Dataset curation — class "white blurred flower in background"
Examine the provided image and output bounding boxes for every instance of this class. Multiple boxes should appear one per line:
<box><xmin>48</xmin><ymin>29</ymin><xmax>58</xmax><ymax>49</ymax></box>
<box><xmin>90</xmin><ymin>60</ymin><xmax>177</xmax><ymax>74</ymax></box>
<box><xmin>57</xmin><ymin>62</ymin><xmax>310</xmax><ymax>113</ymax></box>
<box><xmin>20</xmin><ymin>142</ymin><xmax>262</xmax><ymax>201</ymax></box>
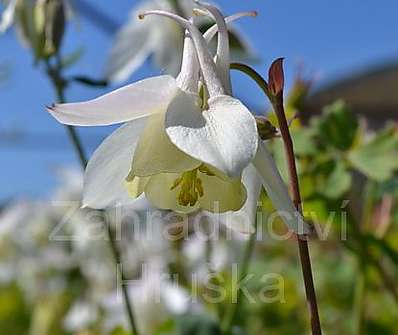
<box><xmin>105</xmin><ymin>0</ymin><xmax>256</xmax><ymax>83</ymax></box>
<box><xmin>0</xmin><ymin>167</ymin><xmax>197</xmax><ymax>333</ymax></box>
<box><xmin>101</xmin><ymin>260</ymin><xmax>194</xmax><ymax>335</ymax></box>
<box><xmin>0</xmin><ymin>0</ymin><xmax>69</xmax><ymax>60</ymax></box>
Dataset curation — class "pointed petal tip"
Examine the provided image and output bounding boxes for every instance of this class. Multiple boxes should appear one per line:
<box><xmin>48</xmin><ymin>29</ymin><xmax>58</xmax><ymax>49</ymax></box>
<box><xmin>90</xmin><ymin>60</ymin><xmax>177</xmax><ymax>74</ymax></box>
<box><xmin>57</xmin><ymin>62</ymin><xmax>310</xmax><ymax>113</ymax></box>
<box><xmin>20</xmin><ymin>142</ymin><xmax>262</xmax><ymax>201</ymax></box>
<box><xmin>46</xmin><ymin>104</ymin><xmax>54</xmax><ymax>111</ymax></box>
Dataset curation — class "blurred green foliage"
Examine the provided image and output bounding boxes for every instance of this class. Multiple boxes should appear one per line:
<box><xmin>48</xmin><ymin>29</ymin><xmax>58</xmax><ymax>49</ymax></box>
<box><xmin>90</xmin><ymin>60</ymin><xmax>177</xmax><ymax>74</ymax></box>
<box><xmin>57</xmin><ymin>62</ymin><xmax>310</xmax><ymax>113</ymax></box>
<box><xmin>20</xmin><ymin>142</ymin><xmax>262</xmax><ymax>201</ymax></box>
<box><xmin>1</xmin><ymin>95</ymin><xmax>398</xmax><ymax>334</ymax></box>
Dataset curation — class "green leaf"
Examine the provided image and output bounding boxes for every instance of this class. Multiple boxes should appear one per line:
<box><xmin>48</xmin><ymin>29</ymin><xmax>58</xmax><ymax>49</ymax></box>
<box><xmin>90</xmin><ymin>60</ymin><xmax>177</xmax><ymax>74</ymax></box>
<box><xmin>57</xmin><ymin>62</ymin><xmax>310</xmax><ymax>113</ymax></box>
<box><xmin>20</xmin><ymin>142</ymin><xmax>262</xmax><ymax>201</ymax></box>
<box><xmin>110</xmin><ymin>326</ymin><xmax>132</xmax><ymax>335</ymax></box>
<box><xmin>317</xmin><ymin>100</ymin><xmax>358</xmax><ymax>151</ymax></box>
<box><xmin>291</xmin><ymin>128</ymin><xmax>317</xmax><ymax>156</ymax></box>
<box><xmin>177</xmin><ymin>314</ymin><xmax>222</xmax><ymax>335</ymax></box>
<box><xmin>0</xmin><ymin>284</ymin><xmax>31</xmax><ymax>335</ymax></box>
<box><xmin>154</xmin><ymin>319</ymin><xmax>176</xmax><ymax>335</ymax></box>
<box><xmin>364</xmin><ymin>234</ymin><xmax>398</xmax><ymax>267</ymax></box>
<box><xmin>322</xmin><ymin>161</ymin><xmax>352</xmax><ymax>199</ymax></box>
<box><xmin>348</xmin><ymin>127</ymin><xmax>398</xmax><ymax>181</ymax></box>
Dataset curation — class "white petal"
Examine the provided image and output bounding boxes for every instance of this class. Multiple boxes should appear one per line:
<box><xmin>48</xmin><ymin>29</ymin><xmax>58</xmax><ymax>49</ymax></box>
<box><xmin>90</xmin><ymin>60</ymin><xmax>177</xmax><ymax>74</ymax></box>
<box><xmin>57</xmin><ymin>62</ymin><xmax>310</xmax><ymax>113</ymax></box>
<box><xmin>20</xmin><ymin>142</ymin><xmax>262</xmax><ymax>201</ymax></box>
<box><xmin>176</xmin><ymin>32</ymin><xmax>199</xmax><ymax>94</ymax></box>
<box><xmin>165</xmin><ymin>93</ymin><xmax>258</xmax><ymax>177</ymax></box>
<box><xmin>48</xmin><ymin>75</ymin><xmax>178</xmax><ymax>126</ymax></box>
<box><xmin>140</xmin><ymin>10</ymin><xmax>224</xmax><ymax>97</ymax></box>
<box><xmin>131</xmin><ymin>111</ymin><xmax>201</xmax><ymax>176</ymax></box>
<box><xmin>195</xmin><ymin>1</ymin><xmax>231</xmax><ymax>94</ymax></box>
<box><xmin>252</xmin><ymin>141</ymin><xmax>310</xmax><ymax>234</ymax></box>
<box><xmin>83</xmin><ymin>118</ymin><xmax>147</xmax><ymax>209</ymax></box>
<box><xmin>0</xmin><ymin>0</ymin><xmax>17</xmax><ymax>33</ymax></box>
<box><xmin>217</xmin><ymin>164</ymin><xmax>262</xmax><ymax>234</ymax></box>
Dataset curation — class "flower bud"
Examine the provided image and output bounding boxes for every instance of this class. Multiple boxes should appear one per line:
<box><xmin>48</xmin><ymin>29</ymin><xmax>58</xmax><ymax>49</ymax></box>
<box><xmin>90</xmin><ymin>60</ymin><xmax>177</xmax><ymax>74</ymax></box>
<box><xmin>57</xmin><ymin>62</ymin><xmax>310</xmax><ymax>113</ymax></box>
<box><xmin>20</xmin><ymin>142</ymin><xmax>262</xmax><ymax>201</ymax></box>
<box><xmin>268</xmin><ymin>57</ymin><xmax>285</xmax><ymax>96</ymax></box>
<box><xmin>34</xmin><ymin>0</ymin><xmax>65</xmax><ymax>59</ymax></box>
<box><xmin>14</xmin><ymin>0</ymin><xmax>65</xmax><ymax>61</ymax></box>
<box><xmin>256</xmin><ymin>116</ymin><xmax>278</xmax><ymax>140</ymax></box>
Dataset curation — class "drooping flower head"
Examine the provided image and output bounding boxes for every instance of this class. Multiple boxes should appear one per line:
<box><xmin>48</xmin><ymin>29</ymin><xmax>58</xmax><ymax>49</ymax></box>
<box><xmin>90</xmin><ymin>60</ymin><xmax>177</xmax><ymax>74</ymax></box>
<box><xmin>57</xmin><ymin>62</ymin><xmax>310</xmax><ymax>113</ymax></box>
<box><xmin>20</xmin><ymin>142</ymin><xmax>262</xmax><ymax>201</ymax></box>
<box><xmin>48</xmin><ymin>3</ymin><xmax>309</xmax><ymax>234</ymax></box>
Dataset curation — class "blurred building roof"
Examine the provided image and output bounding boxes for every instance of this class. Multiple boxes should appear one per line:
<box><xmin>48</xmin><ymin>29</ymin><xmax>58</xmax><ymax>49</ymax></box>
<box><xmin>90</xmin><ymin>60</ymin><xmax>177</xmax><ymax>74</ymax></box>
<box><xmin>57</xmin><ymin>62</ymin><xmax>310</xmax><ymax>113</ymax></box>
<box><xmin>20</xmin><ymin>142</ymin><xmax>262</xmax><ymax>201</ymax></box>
<box><xmin>304</xmin><ymin>61</ymin><xmax>398</xmax><ymax>127</ymax></box>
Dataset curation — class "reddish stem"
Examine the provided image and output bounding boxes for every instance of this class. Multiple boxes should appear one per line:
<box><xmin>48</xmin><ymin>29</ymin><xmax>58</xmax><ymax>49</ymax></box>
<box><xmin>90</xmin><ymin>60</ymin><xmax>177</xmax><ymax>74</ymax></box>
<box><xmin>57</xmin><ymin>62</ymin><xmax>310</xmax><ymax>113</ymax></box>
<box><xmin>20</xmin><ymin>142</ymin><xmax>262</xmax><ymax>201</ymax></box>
<box><xmin>272</xmin><ymin>95</ymin><xmax>322</xmax><ymax>335</ymax></box>
<box><xmin>230</xmin><ymin>62</ymin><xmax>322</xmax><ymax>334</ymax></box>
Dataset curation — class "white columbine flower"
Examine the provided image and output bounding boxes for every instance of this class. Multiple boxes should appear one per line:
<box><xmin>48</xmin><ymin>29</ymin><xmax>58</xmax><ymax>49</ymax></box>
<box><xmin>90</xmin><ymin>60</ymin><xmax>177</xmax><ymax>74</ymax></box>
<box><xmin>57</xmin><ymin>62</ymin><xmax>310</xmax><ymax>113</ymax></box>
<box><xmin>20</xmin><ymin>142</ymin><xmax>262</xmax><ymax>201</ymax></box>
<box><xmin>105</xmin><ymin>0</ymin><xmax>256</xmax><ymax>83</ymax></box>
<box><xmin>0</xmin><ymin>0</ymin><xmax>17</xmax><ymax>33</ymax></box>
<box><xmin>48</xmin><ymin>2</ymin><xmax>309</xmax><ymax>235</ymax></box>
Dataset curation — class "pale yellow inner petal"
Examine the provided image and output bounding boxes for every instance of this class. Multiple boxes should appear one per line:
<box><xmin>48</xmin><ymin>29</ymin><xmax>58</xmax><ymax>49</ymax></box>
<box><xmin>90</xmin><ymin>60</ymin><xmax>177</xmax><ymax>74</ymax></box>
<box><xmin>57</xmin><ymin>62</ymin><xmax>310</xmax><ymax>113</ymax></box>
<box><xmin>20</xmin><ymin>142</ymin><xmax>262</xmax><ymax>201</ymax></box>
<box><xmin>144</xmin><ymin>172</ymin><xmax>200</xmax><ymax>214</ymax></box>
<box><xmin>131</xmin><ymin>112</ymin><xmax>201</xmax><ymax>177</ymax></box>
<box><xmin>143</xmin><ymin>166</ymin><xmax>246</xmax><ymax>214</ymax></box>
<box><xmin>124</xmin><ymin>175</ymin><xmax>150</xmax><ymax>198</ymax></box>
<box><xmin>199</xmin><ymin>173</ymin><xmax>247</xmax><ymax>213</ymax></box>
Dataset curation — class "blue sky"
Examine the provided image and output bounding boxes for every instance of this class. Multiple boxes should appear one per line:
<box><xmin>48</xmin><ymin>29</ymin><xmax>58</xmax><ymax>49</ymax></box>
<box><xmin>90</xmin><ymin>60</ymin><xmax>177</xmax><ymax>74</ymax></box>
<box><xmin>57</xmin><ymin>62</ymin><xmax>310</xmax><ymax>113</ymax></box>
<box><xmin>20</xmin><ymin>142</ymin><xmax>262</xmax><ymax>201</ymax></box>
<box><xmin>1</xmin><ymin>0</ymin><xmax>398</xmax><ymax>201</ymax></box>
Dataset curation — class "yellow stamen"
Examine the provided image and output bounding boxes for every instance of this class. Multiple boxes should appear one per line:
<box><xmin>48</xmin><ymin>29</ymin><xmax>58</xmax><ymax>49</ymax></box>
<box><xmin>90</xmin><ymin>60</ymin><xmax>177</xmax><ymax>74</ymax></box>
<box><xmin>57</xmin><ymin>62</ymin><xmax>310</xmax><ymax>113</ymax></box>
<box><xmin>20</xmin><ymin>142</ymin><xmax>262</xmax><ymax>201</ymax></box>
<box><xmin>170</xmin><ymin>164</ymin><xmax>213</xmax><ymax>207</ymax></box>
<box><xmin>198</xmin><ymin>165</ymin><xmax>215</xmax><ymax>176</ymax></box>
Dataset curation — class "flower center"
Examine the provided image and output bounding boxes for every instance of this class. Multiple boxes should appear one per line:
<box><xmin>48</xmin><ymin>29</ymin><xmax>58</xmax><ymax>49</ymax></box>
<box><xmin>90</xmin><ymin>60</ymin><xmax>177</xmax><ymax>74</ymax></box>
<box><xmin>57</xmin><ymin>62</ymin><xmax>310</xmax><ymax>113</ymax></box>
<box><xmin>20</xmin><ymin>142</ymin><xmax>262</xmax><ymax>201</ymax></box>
<box><xmin>170</xmin><ymin>164</ymin><xmax>215</xmax><ymax>207</ymax></box>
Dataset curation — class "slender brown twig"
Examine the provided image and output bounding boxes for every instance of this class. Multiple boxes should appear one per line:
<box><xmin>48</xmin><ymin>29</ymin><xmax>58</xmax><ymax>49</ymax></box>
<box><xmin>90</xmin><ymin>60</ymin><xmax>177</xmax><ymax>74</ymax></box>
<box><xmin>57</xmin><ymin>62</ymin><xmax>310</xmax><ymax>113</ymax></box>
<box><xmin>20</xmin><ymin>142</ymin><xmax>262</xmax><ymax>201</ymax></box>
<box><xmin>231</xmin><ymin>62</ymin><xmax>322</xmax><ymax>335</ymax></box>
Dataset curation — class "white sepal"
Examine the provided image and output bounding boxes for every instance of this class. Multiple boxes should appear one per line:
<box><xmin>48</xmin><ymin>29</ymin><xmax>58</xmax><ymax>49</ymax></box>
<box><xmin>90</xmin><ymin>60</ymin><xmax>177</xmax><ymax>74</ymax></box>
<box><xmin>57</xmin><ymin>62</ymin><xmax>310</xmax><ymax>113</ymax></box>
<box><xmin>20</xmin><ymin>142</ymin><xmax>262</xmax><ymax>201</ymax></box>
<box><xmin>48</xmin><ymin>75</ymin><xmax>178</xmax><ymax>126</ymax></box>
<box><xmin>215</xmin><ymin>164</ymin><xmax>262</xmax><ymax>233</ymax></box>
<box><xmin>82</xmin><ymin>118</ymin><xmax>147</xmax><ymax>209</ymax></box>
<box><xmin>252</xmin><ymin>140</ymin><xmax>310</xmax><ymax>235</ymax></box>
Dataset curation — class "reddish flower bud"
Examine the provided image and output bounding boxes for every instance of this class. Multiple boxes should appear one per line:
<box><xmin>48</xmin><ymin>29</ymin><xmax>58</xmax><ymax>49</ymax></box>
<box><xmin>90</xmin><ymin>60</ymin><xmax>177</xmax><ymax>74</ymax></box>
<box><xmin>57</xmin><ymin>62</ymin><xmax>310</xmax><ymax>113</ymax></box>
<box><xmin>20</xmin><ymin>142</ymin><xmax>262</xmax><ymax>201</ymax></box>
<box><xmin>268</xmin><ymin>58</ymin><xmax>285</xmax><ymax>96</ymax></box>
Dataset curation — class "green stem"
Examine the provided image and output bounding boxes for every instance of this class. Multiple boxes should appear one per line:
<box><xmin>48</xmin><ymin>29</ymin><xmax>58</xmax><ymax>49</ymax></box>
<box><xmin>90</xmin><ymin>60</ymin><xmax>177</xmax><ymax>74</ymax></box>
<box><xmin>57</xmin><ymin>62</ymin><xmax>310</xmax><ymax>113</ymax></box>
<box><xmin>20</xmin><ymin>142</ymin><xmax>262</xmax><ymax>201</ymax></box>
<box><xmin>222</xmin><ymin>224</ymin><xmax>257</xmax><ymax>334</ymax></box>
<box><xmin>45</xmin><ymin>60</ymin><xmax>140</xmax><ymax>335</ymax></box>
<box><xmin>353</xmin><ymin>264</ymin><xmax>366</xmax><ymax>335</ymax></box>
<box><xmin>231</xmin><ymin>63</ymin><xmax>322</xmax><ymax>335</ymax></box>
<box><xmin>107</xmin><ymin>223</ymin><xmax>140</xmax><ymax>335</ymax></box>
<box><xmin>352</xmin><ymin>183</ymin><xmax>370</xmax><ymax>335</ymax></box>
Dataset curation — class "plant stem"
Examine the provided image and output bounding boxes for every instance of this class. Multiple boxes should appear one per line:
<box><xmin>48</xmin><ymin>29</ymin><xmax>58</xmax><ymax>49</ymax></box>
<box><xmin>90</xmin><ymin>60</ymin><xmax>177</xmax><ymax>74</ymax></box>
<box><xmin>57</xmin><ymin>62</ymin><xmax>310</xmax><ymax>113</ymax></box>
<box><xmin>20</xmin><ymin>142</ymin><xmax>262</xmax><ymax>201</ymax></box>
<box><xmin>107</xmin><ymin>223</ymin><xmax>140</xmax><ymax>335</ymax></box>
<box><xmin>272</xmin><ymin>96</ymin><xmax>322</xmax><ymax>335</ymax></box>
<box><xmin>231</xmin><ymin>63</ymin><xmax>322</xmax><ymax>335</ymax></box>
<box><xmin>353</xmin><ymin>264</ymin><xmax>366</xmax><ymax>335</ymax></box>
<box><xmin>352</xmin><ymin>182</ymin><xmax>370</xmax><ymax>335</ymax></box>
<box><xmin>45</xmin><ymin>61</ymin><xmax>139</xmax><ymax>335</ymax></box>
<box><xmin>222</xmin><ymin>222</ymin><xmax>257</xmax><ymax>334</ymax></box>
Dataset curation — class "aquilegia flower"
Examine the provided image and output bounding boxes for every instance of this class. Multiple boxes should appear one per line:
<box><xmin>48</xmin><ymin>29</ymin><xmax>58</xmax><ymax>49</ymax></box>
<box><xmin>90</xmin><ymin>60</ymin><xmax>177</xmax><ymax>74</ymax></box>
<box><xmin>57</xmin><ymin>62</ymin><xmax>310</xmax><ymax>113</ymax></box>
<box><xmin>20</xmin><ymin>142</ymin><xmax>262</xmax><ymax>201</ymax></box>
<box><xmin>0</xmin><ymin>0</ymin><xmax>66</xmax><ymax>60</ymax></box>
<box><xmin>0</xmin><ymin>0</ymin><xmax>16</xmax><ymax>33</ymax></box>
<box><xmin>48</xmin><ymin>2</ymin><xmax>309</xmax><ymax>234</ymax></box>
<box><xmin>105</xmin><ymin>0</ymin><xmax>256</xmax><ymax>83</ymax></box>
